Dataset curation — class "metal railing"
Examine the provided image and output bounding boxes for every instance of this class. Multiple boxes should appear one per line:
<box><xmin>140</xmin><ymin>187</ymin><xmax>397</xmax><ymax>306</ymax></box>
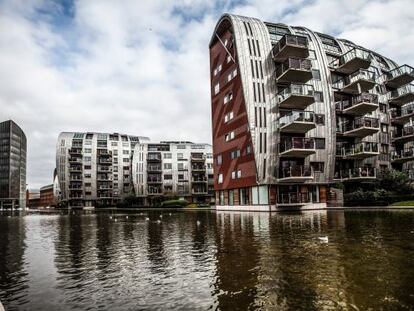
<box><xmin>390</xmin><ymin>103</ymin><xmax>414</xmax><ymax>119</ymax></box>
<box><xmin>336</xmin><ymin>142</ymin><xmax>378</xmax><ymax>157</ymax></box>
<box><xmin>278</xmin><ymin>83</ymin><xmax>314</xmax><ymax>102</ymax></box>
<box><xmin>279</xmin><ymin>165</ymin><xmax>313</xmax><ymax>179</ymax></box>
<box><xmin>335</xmin><ymin>93</ymin><xmax>378</xmax><ymax>111</ymax></box>
<box><xmin>391</xmin><ymin>148</ymin><xmax>414</xmax><ymax>161</ymax></box>
<box><xmin>275</xmin><ymin>58</ymin><xmax>311</xmax><ymax>78</ymax></box>
<box><xmin>393</xmin><ymin>125</ymin><xmax>414</xmax><ymax>138</ymax></box>
<box><xmin>334</xmin><ymin>167</ymin><xmax>376</xmax><ymax>180</ymax></box>
<box><xmin>277</xmin><ymin>192</ymin><xmax>310</xmax><ymax>204</ymax></box>
<box><xmin>389</xmin><ymin>84</ymin><xmax>414</xmax><ymax>101</ymax></box>
<box><xmin>330</xmin><ymin>47</ymin><xmax>371</xmax><ymax>68</ymax></box>
<box><xmin>279</xmin><ymin>110</ymin><xmax>315</xmax><ymax>126</ymax></box>
<box><xmin>333</xmin><ymin>69</ymin><xmax>376</xmax><ymax>89</ymax></box>
<box><xmin>383</xmin><ymin>65</ymin><xmax>414</xmax><ymax>81</ymax></box>
<box><xmin>272</xmin><ymin>34</ymin><xmax>308</xmax><ymax>58</ymax></box>
<box><xmin>341</xmin><ymin>116</ymin><xmax>379</xmax><ymax>133</ymax></box>
<box><xmin>280</xmin><ymin>137</ymin><xmax>315</xmax><ymax>153</ymax></box>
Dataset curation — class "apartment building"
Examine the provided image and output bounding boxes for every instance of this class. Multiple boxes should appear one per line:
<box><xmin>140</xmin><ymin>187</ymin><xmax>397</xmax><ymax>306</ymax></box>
<box><xmin>132</xmin><ymin>141</ymin><xmax>214</xmax><ymax>205</ymax></box>
<box><xmin>0</xmin><ymin>120</ymin><xmax>27</xmax><ymax>209</ymax></box>
<box><xmin>56</xmin><ymin>132</ymin><xmax>149</xmax><ymax>208</ymax></box>
<box><xmin>210</xmin><ymin>14</ymin><xmax>414</xmax><ymax>210</ymax></box>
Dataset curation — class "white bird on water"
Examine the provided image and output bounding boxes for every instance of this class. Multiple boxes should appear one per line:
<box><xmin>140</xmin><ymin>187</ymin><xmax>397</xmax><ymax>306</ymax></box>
<box><xmin>318</xmin><ymin>236</ymin><xmax>329</xmax><ymax>243</ymax></box>
<box><xmin>169</xmin><ymin>213</ymin><xmax>172</xmax><ymax>216</ymax></box>
<box><xmin>145</xmin><ymin>217</ymin><xmax>149</xmax><ymax>221</ymax></box>
<box><xmin>196</xmin><ymin>220</ymin><xmax>201</xmax><ymax>226</ymax></box>
<box><xmin>126</xmin><ymin>216</ymin><xmax>128</xmax><ymax>219</ymax></box>
<box><xmin>157</xmin><ymin>220</ymin><xmax>161</xmax><ymax>224</ymax></box>
<box><xmin>159</xmin><ymin>215</ymin><xmax>163</xmax><ymax>219</ymax></box>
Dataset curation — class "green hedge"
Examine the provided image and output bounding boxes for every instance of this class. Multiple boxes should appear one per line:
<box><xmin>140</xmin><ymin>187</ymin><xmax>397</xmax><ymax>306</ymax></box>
<box><xmin>344</xmin><ymin>190</ymin><xmax>414</xmax><ymax>206</ymax></box>
<box><xmin>160</xmin><ymin>199</ymin><xmax>188</xmax><ymax>208</ymax></box>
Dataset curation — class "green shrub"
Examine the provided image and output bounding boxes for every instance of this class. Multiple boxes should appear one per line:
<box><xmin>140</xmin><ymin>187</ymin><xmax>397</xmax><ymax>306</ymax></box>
<box><xmin>160</xmin><ymin>199</ymin><xmax>188</xmax><ymax>208</ymax></box>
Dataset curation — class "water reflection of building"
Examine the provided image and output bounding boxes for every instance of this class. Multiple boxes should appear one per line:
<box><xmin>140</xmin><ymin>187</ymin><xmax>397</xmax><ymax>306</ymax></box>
<box><xmin>0</xmin><ymin>215</ymin><xmax>28</xmax><ymax>308</ymax></box>
<box><xmin>212</xmin><ymin>211</ymin><xmax>353</xmax><ymax>310</ymax></box>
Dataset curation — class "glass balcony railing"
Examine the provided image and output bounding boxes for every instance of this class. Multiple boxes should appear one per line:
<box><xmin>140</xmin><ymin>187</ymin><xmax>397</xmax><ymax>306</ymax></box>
<box><xmin>336</xmin><ymin>142</ymin><xmax>379</xmax><ymax>158</ymax></box>
<box><xmin>388</xmin><ymin>84</ymin><xmax>414</xmax><ymax>105</ymax></box>
<box><xmin>279</xmin><ymin>165</ymin><xmax>313</xmax><ymax>179</ymax></box>
<box><xmin>280</xmin><ymin>137</ymin><xmax>315</xmax><ymax>153</ymax></box>
<box><xmin>279</xmin><ymin>111</ymin><xmax>315</xmax><ymax>126</ymax></box>
<box><xmin>272</xmin><ymin>34</ymin><xmax>309</xmax><ymax>61</ymax></box>
<box><xmin>333</xmin><ymin>69</ymin><xmax>376</xmax><ymax>93</ymax></box>
<box><xmin>275</xmin><ymin>58</ymin><xmax>312</xmax><ymax>82</ymax></box>
<box><xmin>392</xmin><ymin>125</ymin><xmax>414</xmax><ymax>140</ymax></box>
<box><xmin>383</xmin><ymin>65</ymin><xmax>414</xmax><ymax>88</ymax></box>
<box><xmin>339</xmin><ymin>117</ymin><xmax>379</xmax><ymax>137</ymax></box>
<box><xmin>277</xmin><ymin>83</ymin><xmax>315</xmax><ymax>109</ymax></box>
<box><xmin>391</xmin><ymin>148</ymin><xmax>414</xmax><ymax>162</ymax></box>
<box><xmin>390</xmin><ymin>102</ymin><xmax>414</xmax><ymax>123</ymax></box>
<box><xmin>335</xmin><ymin>93</ymin><xmax>378</xmax><ymax>112</ymax></box>
<box><xmin>334</xmin><ymin>167</ymin><xmax>376</xmax><ymax>180</ymax></box>
<box><xmin>330</xmin><ymin>47</ymin><xmax>371</xmax><ymax>73</ymax></box>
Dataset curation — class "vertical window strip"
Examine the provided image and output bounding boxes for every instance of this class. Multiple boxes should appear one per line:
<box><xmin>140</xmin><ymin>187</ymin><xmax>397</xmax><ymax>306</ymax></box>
<box><xmin>259</xmin><ymin>107</ymin><xmax>262</xmax><ymax>127</ymax></box>
<box><xmin>263</xmin><ymin>107</ymin><xmax>267</xmax><ymax>127</ymax></box>
<box><xmin>243</xmin><ymin>22</ymin><xmax>249</xmax><ymax>35</ymax></box>
<box><xmin>259</xmin><ymin>61</ymin><xmax>264</xmax><ymax>79</ymax></box>
<box><xmin>256</xmin><ymin>40</ymin><xmax>261</xmax><ymax>57</ymax></box>
<box><xmin>264</xmin><ymin>134</ymin><xmax>267</xmax><ymax>153</ymax></box>
<box><xmin>261</xmin><ymin>84</ymin><xmax>265</xmax><ymax>103</ymax></box>
<box><xmin>263</xmin><ymin>159</ymin><xmax>266</xmax><ymax>177</ymax></box>
<box><xmin>253</xmin><ymin>82</ymin><xmax>257</xmax><ymax>102</ymax></box>
<box><xmin>250</xmin><ymin>59</ymin><xmax>255</xmax><ymax>78</ymax></box>
<box><xmin>247</xmin><ymin>40</ymin><xmax>252</xmax><ymax>56</ymax></box>
<box><xmin>252</xmin><ymin>39</ymin><xmax>257</xmax><ymax>57</ymax></box>
<box><xmin>259</xmin><ymin>133</ymin><xmax>262</xmax><ymax>153</ymax></box>
<box><xmin>248</xmin><ymin>23</ymin><xmax>253</xmax><ymax>36</ymax></box>
<box><xmin>255</xmin><ymin>61</ymin><xmax>259</xmax><ymax>81</ymax></box>
<box><xmin>254</xmin><ymin>107</ymin><xmax>257</xmax><ymax>127</ymax></box>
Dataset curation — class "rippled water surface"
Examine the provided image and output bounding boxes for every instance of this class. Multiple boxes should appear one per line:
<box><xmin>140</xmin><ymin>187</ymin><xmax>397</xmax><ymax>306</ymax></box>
<box><xmin>0</xmin><ymin>209</ymin><xmax>414</xmax><ymax>310</ymax></box>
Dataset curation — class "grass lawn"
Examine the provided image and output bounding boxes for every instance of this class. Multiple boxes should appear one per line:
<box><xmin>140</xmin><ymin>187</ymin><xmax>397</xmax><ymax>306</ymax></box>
<box><xmin>390</xmin><ymin>201</ymin><xmax>414</xmax><ymax>206</ymax></box>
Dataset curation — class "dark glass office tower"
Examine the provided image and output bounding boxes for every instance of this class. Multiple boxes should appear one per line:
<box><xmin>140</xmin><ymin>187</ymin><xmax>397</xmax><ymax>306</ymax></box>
<box><xmin>0</xmin><ymin>120</ymin><xmax>27</xmax><ymax>209</ymax></box>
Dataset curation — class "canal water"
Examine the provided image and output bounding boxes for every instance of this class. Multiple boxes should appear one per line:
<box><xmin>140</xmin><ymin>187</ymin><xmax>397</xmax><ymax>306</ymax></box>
<box><xmin>0</xmin><ymin>209</ymin><xmax>413</xmax><ymax>310</ymax></box>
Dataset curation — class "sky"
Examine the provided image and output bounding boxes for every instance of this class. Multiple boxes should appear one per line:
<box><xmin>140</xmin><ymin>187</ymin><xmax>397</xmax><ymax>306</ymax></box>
<box><xmin>1</xmin><ymin>0</ymin><xmax>413</xmax><ymax>189</ymax></box>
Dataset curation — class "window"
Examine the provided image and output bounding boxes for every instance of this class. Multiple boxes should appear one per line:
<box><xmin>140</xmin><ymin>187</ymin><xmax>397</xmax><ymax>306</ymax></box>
<box><xmin>213</xmin><ymin>64</ymin><xmax>222</xmax><ymax>76</ymax></box>
<box><xmin>218</xmin><ymin>173</ymin><xmax>223</xmax><ymax>184</ymax></box>
<box><xmin>310</xmin><ymin>162</ymin><xmax>324</xmax><ymax>173</ymax></box>
<box><xmin>217</xmin><ymin>154</ymin><xmax>222</xmax><ymax>165</ymax></box>
<box><xmin>164</xmin><ymin>174</ymin><xmax>172</xmax><ymax>180</ymax></box>
<box><xmin>381</xmin><ymin>124</ymin><xmax>388</xmax><ymax>133</ymax></box>
<box><xmin>176</xmin><ymin>145</ymin><xmax>186</xmax><ymax>149</ymax></box>
<box><xmin>123</xmin><ymin>150</ymin><xmax>129</xmax><ymax>155</ymax></box>
<box><xmin>84</xmin><ymin>148</ymin><xmax>92</xmax><ymax>153</ymax></box>
<box><xmin>178</xmin><ymin>163</ymin><xmax>184</xmax><ymax>170</ymax></box>
<box><xmin>84</xmin><ymin>165</ymin><xmax>91</xmax><ymax>170</ymax></box>
<box><xmin>123</xmin><ymin>158</ymin><xmax>130</xmax><ymax>163</ymax></box>
<box><xmin>315</xmin><ymin>114</ymin><xmax>325</xmax><ymax>125</ymax></box>
<box><xmin>230</xmin><ymin>149</ymin><xmax>241</xmax><ymax>159</ymax></box>
<box><xmin>237</xmin><ymin>170</ymin><xmax>242</xmax><ymax>178</ymax></box>
<box><xmin>229</xmin><ymin>190</ymin><xmax>234</xmax><ymax>206</ymax></box>
<box><xmin>177</xmin><ymin>153</ymin><xmax>183</xmax><ymax>159</ymax></box>
<box><xmin>227</xmin><ymin>69</ymin><xmax>237</xmax><ymax>82</ymax></box>
<box><xmin>312</xmin><ymin>69</ymin><xmax>321</xmax><ymax>80</ymax></box>
<box><xmin>214</xmin><ymin>83</ymin><xmax>220</xmax><ymax>95</ymax></box>
<box><xmin>84</xmin><ymin>173</ymin><xmax>91</xmax><ymax>178</ymax></box>
<box><xmin>225</xmin><ymin>131</ymin><xmax>235</xmax><ymax>142</ymax></box>
<box><xmin>380</xmin><ymin>103</ymin><xmax>387</xmax><ymax>113</ymax></box>
<box><xmin>231</xmin><ymin>171</ymin><xmax>236</xmax><ymax>179</ymax></box>
<box><xmin>227</xmin><ymin>55</ymin><xmax>231</xmax><ymax>63</ymax></box>
<box><xmin>85</xmin><ymin>182</ymin><xmax>91</xmax><ymax>187</ymax></box>
<box><xmin>314</xmin><ymin>91</ymin><xmax>323</xmax><ymax>102</ymax></box>
<box><xmin>224</xmin><ymin>92</ymin><xmax>233</xmax><ymax>104</ymax></box>
<box><xmin>164</xmin><ymin>153</ymin><xmax>172</xmax><ymax>159</ymax></box>
<box><xmin>314</xmin><ymin>138</ymin><xmax>326</xmax><ymax>149</ymax></box>
<box><xmin>246</xmin><ymin>145</ymin><xmax>252</xmax><ymax>155</ymax></box>
<box><xmin>224</xmin><ymin>111</ymin><xmax>234</xmax><ymax>123</ymax></box>
<box><xmin>164</xmin><ymin>163</ymin><xmax>172</xmax><ymax>169</ymax></box>
<box><xmin>111</xmin><ymin>142</ymin><xmax>118</xmax><ymax>147</ymax></box>
<box><xmin>84</xmin><ymin>156</ymin><xmax>91</xmax><ymax>162</ymax></box>
<box><xmin>113</xmin><ymin>150</ymin><xmax>118</xmax><ymax>156</ymax></box>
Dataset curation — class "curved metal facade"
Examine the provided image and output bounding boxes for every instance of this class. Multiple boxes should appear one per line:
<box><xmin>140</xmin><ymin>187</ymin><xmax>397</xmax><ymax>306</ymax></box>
<box><xmin>210</xmin><ymin>14</ymin><xmax>414</xmax><ymax>209</ymax></box>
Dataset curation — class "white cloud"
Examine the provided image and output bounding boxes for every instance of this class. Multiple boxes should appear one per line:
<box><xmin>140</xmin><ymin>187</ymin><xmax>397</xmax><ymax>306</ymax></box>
<box><xmin>0</xmin><ymin>0</ymin><xmax>413</xmax><ymax>188</ymax></box>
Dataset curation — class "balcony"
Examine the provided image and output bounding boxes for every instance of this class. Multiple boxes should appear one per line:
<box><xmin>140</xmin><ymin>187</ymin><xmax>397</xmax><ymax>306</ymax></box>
<box><xmin>69</xmin><ymin>194</ymin><xmax>83</xmax><ymax>199</ymax></box>
<box><xmin>69</xmin><ymin>175</ymin><xmax>82</xmax><ymax>181</ymax></box>
<box><xmin>192</xmin><ymin>189</ymin><xmax>208</xmax><ymax>195</ymax></box>
<box><xmin>147</xmin><ymin>165</ymin><xmax>162</xmax><ymax>172</ymax></box>
<box><xmin>192</xmin><ymin>165</ymin><xmax>206</xmax><ymax>172</ymax></box>
<box><xmin>392</xmin><ymin>125</ymin><xmax>414</xmax><ymax>143</ymax></box>
<box><xmin>340</xmin><ymin>117</ymin><xmax>379</xmax><ymax>137</ymax></box>
<box><xmin>272</xmin><ymin>34</ymin><xmax>309</xmax><ymax>62</ymax></box>
<box><xmin>68</xmin><ymin>148</ymin><xmax>82</xmax><ymax>155</ymax></box>
<box><xmin>97</xmin><ymin>150</ymin><xmax>111</xmax><ymax>157</ymax></box>
<box><xmin>388</xmin><ymin>84</ymin><xmax>414</xmax><ymax>106</ymax></box>
<box><xmin>98</xmin><ymin>159</ymin><xmax>112</xmax><ymax>165</ymax></box>
<box><xmin>391</xmin><ymin>148</ymin><xmax>414</xmax><ymax>163</ymax></box>
<box><xmin>191</xmin><ymin>154</ymin><xmax>205</xmax><ymax>162</ymax></box>
<box><xmin>391</xmin><ymin>103</ymin><xmax>414</xmax><ymax>124</ymax></box>
<box><xmin>277</xmin><ymin>193</ymin><xmax>310</xmax><ymax>206</ymax></box>
<box><xmin>276</xmin><ymin>84</ymin><xmax>315</xmax><ymax>110</ymax></box>
<box><xmin>97</xmin><ymin>175</ymin><xmax>111</xmax><ymax>181</ymax></box>
<box><xmin>68</xmin><ymin>184</ymin><xmax>83</xmax><ymax>190</ymax></box>
<box><xmin>68</xmin><ymin>157</ymin><xmax>82</xmax><ymax>164</ymax></box>
<box><xmin>336</xmin><ymin>142</ymin><xmax>379</xmax><ymax>159</ymax></box>
<box><xmin>275</xmin><ymin>58</ymin><xmax>312</xmax><ymax>83</ymax></box>
<box><xmin>148</xmin><ymin>187</ymin><xmax>163</xmax><ymax>195</ymax></box>
<box><xmin>279</xmin><ymin>137</ymin><xmax>315</xmax><ymax>157</ymax></box>
<box><xmin>330</xmin><ymin>48</ymin><xmax>371</xmax><ymax>74</ymax></box>
<box><xmin>68</xmin><ymin>166</ymin><xmax>82</xmax><ymax>172</ymax></box>
<box><xmin>279</xmin><ymin>111</ymin><xmax>316</xmax><ymax>133</ymax></box>
<box><xmin>335</xmin><ymin>93</ymin><xmax>378</xmax><ymax>116</ymax></box>
<box><xmin>147</xmin><ymin>178</ymin><xmax>162</xmax><ymax>184</ymax></box>
<box><xmin>192</xmin><ymin>177</ymin><xmax>207</xmax><ymax>183</ymax></box>
<box><xmin>97</xmin><ymin>166</ymin><xmax>112</xmax><ymax>172</ymax></box>
<box><xmin>333</xmin><ymin>69</ymin><xmax>376</xmax><ymax>94</ymax></box>
<box><xmin>97</xmin><ymin>184</ymin><xmax>112</xmax><ymax>190</ymax></box>
<box><xmin>334</xmin><ymin>167</ymin><xmax>376</xmax><ymax>181</ymax></box>
<box><xmin>278</xmin><ymin>165</ymin><xmax>313</xmax><ymax>182</ymax></box>
<box><xmin>147</xmin><ymin>153</ymin><xmax>162</xmax><ymax>162</ymax></box>
<box><xmin>383</xmin><ymin>65</ymin><xmax>414</xmax><ymax>89</ymax></box>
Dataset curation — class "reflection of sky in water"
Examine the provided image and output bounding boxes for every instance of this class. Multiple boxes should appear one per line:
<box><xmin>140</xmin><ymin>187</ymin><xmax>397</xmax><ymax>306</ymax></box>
<box><xmin>0</xmin><ymin>210</ymin><xmax>413</xmax><ymax>310</ymax></box>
